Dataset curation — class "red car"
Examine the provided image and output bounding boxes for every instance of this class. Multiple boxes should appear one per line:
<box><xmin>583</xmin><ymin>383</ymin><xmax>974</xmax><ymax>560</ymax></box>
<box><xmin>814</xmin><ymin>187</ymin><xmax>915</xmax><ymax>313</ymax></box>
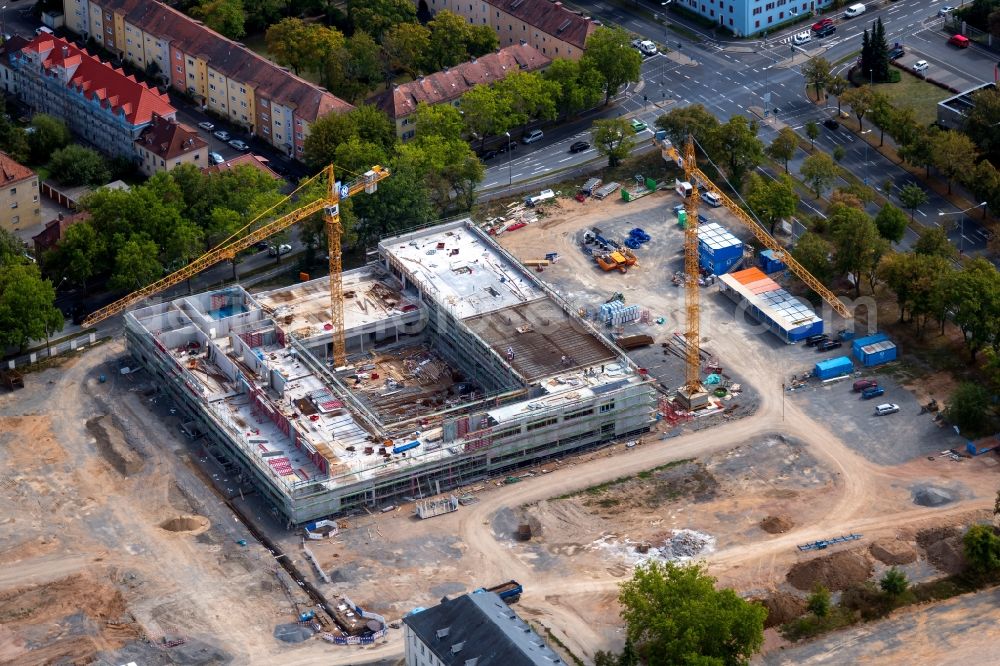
<box><xmin>853</xmin><ymin>378</ymin><xmax>878</xmax><ymax>393</ymax></box>
<box><xmin>812</xmin><ymin>18</ymin><xmax>834</xmax><ymax>31</ymax></box>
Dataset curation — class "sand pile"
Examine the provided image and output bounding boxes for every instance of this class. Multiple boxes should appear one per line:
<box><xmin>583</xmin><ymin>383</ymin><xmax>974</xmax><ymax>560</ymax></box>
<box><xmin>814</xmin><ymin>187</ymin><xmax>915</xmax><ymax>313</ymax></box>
<box><xmin>925</xmin><ymin>537</ymin><xmax>965</xmax><ymax>574</ymax></box>
<box><xmin>760</xmin><ymin>515</ymin><xmax>795</xmax><ymax>534</ymax></box>
<box><xmin>757</xmin><ymin>592</ymin><xmax>807</xmax><ymax>628</ymax></box>
<box><xmin>869</xmin><ymin>539</ymin><xmax>917</xmax><ymax>565</ymax></box>
<box><xmin>786</xmin><ymin>549</ymin><xmax>874</xmax><ymax>591</ymax></box>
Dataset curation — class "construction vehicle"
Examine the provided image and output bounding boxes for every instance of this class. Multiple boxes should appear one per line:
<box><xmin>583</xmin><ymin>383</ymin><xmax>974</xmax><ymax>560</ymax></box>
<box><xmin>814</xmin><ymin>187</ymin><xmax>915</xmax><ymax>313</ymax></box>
<box><xmin>81</xmin><ymin>165</ymin><xmax>390</xmax><ymax>367</ymax></box>
<box><xmin>658</xmin><ymin>134</ymin><xmax>850</xmax><ymax>409</ymax></box>
<box><xmin>476</xmin><ymin>580</ymin><xmax>523</xmax><ymax>603</ymax></box>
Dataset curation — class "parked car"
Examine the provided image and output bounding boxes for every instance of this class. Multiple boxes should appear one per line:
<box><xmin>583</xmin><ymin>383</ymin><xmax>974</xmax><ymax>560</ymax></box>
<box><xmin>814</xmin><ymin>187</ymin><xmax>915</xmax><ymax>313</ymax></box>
<box><xmin>497</xmin><ymin>142</ymin><xmax>517</xmax><ymax>154</ymax></box>
<box><xmin>630</xmin><ymin>119</ymin><xmax>648</xmax><ymax>132</ymax></box>
<box><xmin>815</xmin><ymin>24</ymin><xmax>836</xmax><ymax>37</ymax></box>
<box><xmin>844</xmin><ymin>3</ymin><xmax>866</xmax><ymax>18</ymax></box>
<box><xmin>208</xmin><ymin>151</ymin><xmax>224</xmax><ymax>165</ymax></box>
<box><xmin>213</xmin><ymin>129</ymin><xmax>231</xmax><ymax>141</ymax></box>
<box><xmin>638</xmin><ymin>40</ymin><xmax>657</xmax><ymax>56</ymax></box>
<box><xmin>888</xmin><ymin>44</ymin><xmax>905</xmax><ymax>59</ymax></box>
<box><xmin>268</xmin><ymin>243</ymin><xmax>292</xmax><ymax>257</ymax></box>
<box><xmin>805</xmin><ymin>333</ymin><xmax>829</xmax><ymax>347</ymax></box>
<box><xmin>255</xmin><ymin>241</ymin><xmax>270</xmax><ymax>251</ymax></box>
<box><xmin>861</xmin><ymin>386</ymin><xmax>885</xmax><ymax>400</ymax></box>
<box><xmin>823</xmin><ymin>118</ymin><xmax>840</xmax><ymax>130</ymax></box>
<box><xmin>792</xmin><ymin>31</ymin><xmax>812</xmax><ymax>46</ymax></box>
<box><xmin>228</xmin><ymin>139</ymin><xmax>249</xmax><ymax>151</ymax></box>
<box><xmin>812</xmin><ymin>18</ymin><xmax>834</xmax><ymax>31</ymax></box>
<box><xmin>570</xmin><ymin>140</ymin><xmax>591</xmax><ymax>153</ymax></box>
<box><xmin>852</xmin><ymin>378</ymin><xmax>878</xmax><ymax>392</ymax></box>
<box><xmin>522</xmin><ymin>129</ymin><xmax>544</xmax><ymax>144</ymax></box>
<box><xmin>913</xmin><ymin>60</ymin><xmax>929</xmax><ymax>72</ymax></box>
<box><xmin>631</xmin><ymin>38</ymin><xmax>643</xmax><ymax>49</ymax></box>
<box><xmin>938</xmin><ymin>5</ymin><xmax>955</xmax><ymax>15</ymax></box>
<box><xmin>672</xmin><ymin>203</ymin><xmax>686</xmax><ymax>216</ymax></box>
<box><xmin>198</xmin><ymin>121</ymin><xmax>215</xmax><ymax>131</ymax></box>
<box><xmin>817</xmin><ymin>339</ymin><xmax>843</xmax><ymax>352</ymax></box>
<box><xmin>948</xmin><ymin>34</ymin><xmax>970</xmax><ymax>48</ymax></box>
<box><xmin>874</xmin><ymin>402</ymin><xmax>900</xmax><ymax>415</ymax></box>
<box><xmin>482</xmin><ymin>149</ymin><xmax>498</xmax><ymax>160</ymax></box>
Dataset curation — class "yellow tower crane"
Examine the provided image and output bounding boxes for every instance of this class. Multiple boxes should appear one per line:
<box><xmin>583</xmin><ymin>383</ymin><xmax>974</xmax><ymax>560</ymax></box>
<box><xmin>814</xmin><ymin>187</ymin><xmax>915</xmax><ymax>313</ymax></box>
<box><xmin>662</xmin><ymin>134</ymin><xmax>851</xmax><ymax>408</ymax></box>
<box><xmin>82</xmin><ymin>164</ymin><xmax>390</xmax><ymax>367</ymax></box>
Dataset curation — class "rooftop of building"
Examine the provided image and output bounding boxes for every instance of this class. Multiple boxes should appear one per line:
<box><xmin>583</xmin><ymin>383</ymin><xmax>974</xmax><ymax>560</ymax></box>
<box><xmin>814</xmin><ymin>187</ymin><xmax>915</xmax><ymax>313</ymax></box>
<box><xmin>371</xmin><ymin>44</ymin><xmax>550</xmax><ymax>119</ymax></box>
<box><xmin>493</xmin><ymin>0</ymin><xmax>595</xmax><ymax>49</ymax></box>
<box><xmin>17</xmin><ymin>35</ymin><xmax>176</xmax><ymax>126</ymax></box>
<box><xmin>719</xmin><ymin>267</ymin><xmax>822</xmax><ymax>333</ymax></box>
<box><xmin>939</xmin><ymin>81</ymin><xmax>996</xmax><ymax>114</ymax></box>
<box><xmin>136</xmin><ymin>113</ymin><xmax>206</xmax><ymax>159</ymax></box>
<box><xmin>379</xmin><ymin>222</ymin><xmax>546</xmax><ymax>320</ymax></box>
<box><xmin>0</xmin><ymin>151</ymin><xmax>36</xmax><ymax>186</ymax></box>
<box><xmin>32</xmin><ymin>211</ymin><xmax>90</xmax><ymax>254</ymax></box>
<box><xmin>201</xmin><ymin>153</ymin><xmax>281</xmax><ymax>179</ymax></box>
<box><xmin>403</xmin><ymin>591</ymin><xmax>562</xmax><ymax>666</ymax></box>
<box><xmin>97</xmin><ymin>0</ymin><xmax>352</xmax><ymax>121</ymax></box>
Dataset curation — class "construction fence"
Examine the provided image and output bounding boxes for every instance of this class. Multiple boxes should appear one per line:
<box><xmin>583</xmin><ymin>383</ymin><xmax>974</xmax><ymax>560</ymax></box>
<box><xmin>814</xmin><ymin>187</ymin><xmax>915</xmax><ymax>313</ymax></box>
<box><xmin>5</xmin><ymin>332</ymin><xmax>103</xmax><ymax>370</ymax></box>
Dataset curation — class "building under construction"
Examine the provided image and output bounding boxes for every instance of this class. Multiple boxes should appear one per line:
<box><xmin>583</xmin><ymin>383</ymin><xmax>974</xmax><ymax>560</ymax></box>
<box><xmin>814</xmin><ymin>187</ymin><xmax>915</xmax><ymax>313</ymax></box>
<box><xmin>125</xmin><ymin>219</ymin><xmax>656</xmax><ymax>524</ymax></box>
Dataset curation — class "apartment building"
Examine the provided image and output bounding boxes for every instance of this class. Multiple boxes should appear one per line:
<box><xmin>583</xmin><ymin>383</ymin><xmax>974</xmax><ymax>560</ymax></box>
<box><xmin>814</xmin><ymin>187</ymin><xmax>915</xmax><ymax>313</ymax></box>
<box><xmin>420</xmin><ymin>0</ymin><xmax>595</xmax><ymax>59</ymax></box>
<box><xmin>674</xmin><ymin>0</ymin><xmax>830</xmax><ymax>36</ymax></box>
<box><xmin>371</xmin><ymin>43</ymin><xmax>550</xmax><ymax>141</ymax></box>
<box><xmin>63</xmin><ymin>0</ymin><xmax>352</xmax><ymax>159</ymax></box>
<box><xmin>0</xmin><ymin>152</ymin><xmax>40</xmax><ymax>234</ymax></box>
<box><xmin>134</xmin><ymin>113</ymin><xmax>207</xmax><ymax>176</ymax></box>
<box><xmin>7</xmin><ymin>34</ymin><xmax>176</xmax><ymax>160</ymax></box>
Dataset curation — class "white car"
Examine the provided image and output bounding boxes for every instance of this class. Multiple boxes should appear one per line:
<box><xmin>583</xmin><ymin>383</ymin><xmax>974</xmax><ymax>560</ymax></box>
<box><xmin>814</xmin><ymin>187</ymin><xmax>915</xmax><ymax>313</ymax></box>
<box><xmin>792</xmin><ymin>31</ymin><xmax>812</xmax><ymax>46</ymax></box>
<box><xmin>913</xmin><ymin>60</ymin><xmax>928</xmax><ymax>72</ymax></box>
<box><xmin>938</xmin><ymin>5</ymin><xmax>955</xmax><ymax>16</ymax></box>
<box><xmin>638</xmin><ymin>40</ymin><xmax>658</xmax><ymax>56</ymax></box>
<box><xmin>268</xmin><ymin>243</ymin><xmax>292</xmax><ymax>257</ymax></box>
<box><xmin>198</xmin><ymin>121</ymin><xmax>215</xmax><ymax>131</ymax></box>
<box><xmin>208</xmin><ymin>151</ymin><xmax>224</xmax><ymax>165</ymax></box>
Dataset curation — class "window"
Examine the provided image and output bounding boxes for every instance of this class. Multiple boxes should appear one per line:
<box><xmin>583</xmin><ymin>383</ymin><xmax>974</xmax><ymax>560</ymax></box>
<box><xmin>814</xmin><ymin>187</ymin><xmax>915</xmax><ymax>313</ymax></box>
<box><xmin>401</xmin><ymin>118</ymin><xmax>408</xmax><ymax>126</ymax></box>
<box><xmin>601</xmin><ymin>422</ymin><xmax>615</xmax><ymax>435</ymax></box>
<box><xmin>160</xmin><ymin>159</ymin><xmax>165</xmax><ymax>167</ymax></box>
<box><xmin>239</xmin><ymin>86</ymin><xmax>246</xmax><ymax>94</ymax></box>
<box><xmin>187</xmin><ymin>58</ymin><xmax>194</xmax><ymax>66</ymax></box>
<box><xmin>188</xmin><ymin>72</ymin><xmax>194</xmax><ymax>79</ymax></box>
<box><xmin>599</xmin><ymin>401</ymin><xmax>615</xmax><ymax>413</ymax></box>
<box><xmin>8</xmin><ymin>188</ymin><xmax>14</xmax><ymax>195</ymax></box>
<box><xmin>10</xmin><ymin>215</ymin><xmax>17</xmax><ymax>225</ymax></box>
<box><xmin>779</xmin><ymin>10</ymin><xmax>784</xmax><ymax>17</ymax></box>
<box><xmin>32</xmin><ymin>194</ymin><xmax>37</xmax><ymax>203</ymax></box>
<box><xmin>175</xmin><ymin>52</ymin><xmax>181</xmax><ymax>60</ymax></box>
<box><xmin>276</xmin><ymin>133</ymin><xmax>282</xmax><ymax>140</ymax></box>
<box><xmin>564</xmin><ymin>407</ymin><xmax>594</xmax><ymax>420</ymax></box>
<box><xmin>752</xmin><ymin>7</ymin><xmax>761</xmax><ymax>14</ymax></box>
<box><xmin>262</xmin><ymin>113</ymin><xmax>269</xmax><ymax>122</ymax></box>
<box><xmin>194</xmin><ymin>154</ymin><xmax>200</xmax><ymax>160</ymax></box>
<box><xmin>209</xmin><ymin>72</ymin><xmax>215</xmax><ymax>80</ymax></box>
<box><xmin>210</xmin><ymin>96</ymin><xmax>216</xmax><ymax>104</ymax></box>
<box><xmin>527</xmin><ymin>417</ymin><xmax>557</xmax><ymax>432</ymax></box>
<box><xmin>765</xmin><ymin>3</ymin><xmax>774</xmax><ymax>10</ymax></box>
<box><xmin>241</xmin><ymin>101</ymin><xmax>247</xmax><ymax>108</ymax></box>
<box><xmin>295</xmin><ymin>132</ymin><xmax>303</xmax><ymax>140</ymax></box>
<box><xmin>493</xmin><ymin>426</ymin><xmax>521</xmax><ymax>439</ymax></box>
<box><xmin>767</xmin><ymin>15</ymin><xmax>773</xmax><ymax>22</ymax></box>
<box><xmin>209</xmin><ymin>83</ymin><xmax>215</xmax><ymax>91</ymax></box>
<box><xmin>9</xmin><ymin>201</ymin><xmax>16</xmax><ymax>209</ymax></box>
<box><xmin>263</xmin><ymin>127</ymin><xmax>270</xmax><ymax>135</ymax></box>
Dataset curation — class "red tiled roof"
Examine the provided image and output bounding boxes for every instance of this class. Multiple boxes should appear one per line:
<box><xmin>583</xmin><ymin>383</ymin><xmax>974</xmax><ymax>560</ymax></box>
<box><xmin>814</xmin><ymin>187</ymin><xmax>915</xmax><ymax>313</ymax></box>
<box><xmin>95</xmin><ymin>0</ymin><xmax>352</xmax><ymax>122</ymax></box>
<box><xmin>0</xmin><ymin>151</ymin><xmax>36</xmax><ymax>185</ymax></box>
<box><xmin>201</xmin><ymin>154</ymin><xmax>280</xmax><ymax>180</ymax></box>
<box><xmin>136</xmin><ymin>114</ymin><xmax>207</xmax><ymax>159</ymax></box>
<box><xmin>371</xmin><ymin>44</ymin><xmax>551</xmax><ymax>120</ymax></box>
<box><xmin>491</xmin><ymin>0</ymin><xmax>595</xmax><ymax>50</ymax></box>
<box><xmin>20</xmin><ymin>35</ymin><xmax>175</xmax><ymax>126</ymax></box>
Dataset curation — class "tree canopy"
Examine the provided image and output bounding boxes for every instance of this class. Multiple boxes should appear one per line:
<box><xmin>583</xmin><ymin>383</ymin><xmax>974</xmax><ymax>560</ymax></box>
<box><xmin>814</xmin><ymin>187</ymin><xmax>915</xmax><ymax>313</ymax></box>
<box><xmin>0</xmin><ymin>258</ymin><xmax>63</xmax><ymax>350</ymax></box>
<box><xmin>592</xmin><ymin>118</ymin><xmax>634</xmax><ymax>167</ymax></box>
<box><xmin>581</xmin><ymin>26</ymin><xmax>643</xmax><ymax>105</ymax></box>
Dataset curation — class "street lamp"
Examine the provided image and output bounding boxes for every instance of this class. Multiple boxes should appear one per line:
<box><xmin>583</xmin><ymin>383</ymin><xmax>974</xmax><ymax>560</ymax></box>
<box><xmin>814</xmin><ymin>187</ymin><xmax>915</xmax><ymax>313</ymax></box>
<box><xmin>1</xmin><ymin>5</ymin><xmax>7</xmax><ymax>41</ymax></box>
<box><xmin>939</xmin><ymin>202</ymin><xmax>987</xmax><ymax>254</ymax></box>
<box><xmin>504</xmin><ymin>131</ymin><xmax>512</xmax><ymax>194</ymax></box>
<box><xmin>660</xmin><ymin>1</ymin><xmax>671</xmax><ymax>85</ymax></box>
<box><xmin>860</xmin><ymin>129</ymin><xmax>872</xmax><ymax>186</ymax></box>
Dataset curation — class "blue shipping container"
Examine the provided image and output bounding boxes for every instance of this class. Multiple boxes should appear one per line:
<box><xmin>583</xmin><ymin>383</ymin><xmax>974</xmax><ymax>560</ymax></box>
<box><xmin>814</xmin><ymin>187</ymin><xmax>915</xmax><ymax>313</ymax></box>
<box><xmin>857</xmin><ymin>340</ymin><xmax>897</xmax><ymax>367</ymax></box>
<box><xmin>392</xmin><ymin>440</ymin><xmax>421</xmax><ymax>454</ymax></box>
<box><xmin>814</xmin><ymin>356</ymin><xmax>853</xmax><ymax>380</ymax></box>
<box><xmin>851</xmin><ymin>333</ymin><xmax>889</xmax><ymax>356</ymax></box>
<box><xmin>758</xmin><ymin>249</ymin><xmax>786</xmax><ymax>274</ymax></box>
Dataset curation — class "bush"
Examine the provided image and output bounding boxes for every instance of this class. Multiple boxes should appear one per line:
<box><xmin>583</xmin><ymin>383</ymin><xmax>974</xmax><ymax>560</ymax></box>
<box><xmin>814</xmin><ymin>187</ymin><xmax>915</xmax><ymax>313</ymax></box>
<box><xmin>48</xmin><ymin>145</ymin><xmax>111</xmax><ymax>186</ymax></box>
<box><xmin>963</xmin><ymin>524</ymin><xmax>1000</xmax><ymax>574</ymax></box>
<box><xmin>807</xmin><ymin>584</ymin><xmax>831</xmax><ymax>617</ymax></box>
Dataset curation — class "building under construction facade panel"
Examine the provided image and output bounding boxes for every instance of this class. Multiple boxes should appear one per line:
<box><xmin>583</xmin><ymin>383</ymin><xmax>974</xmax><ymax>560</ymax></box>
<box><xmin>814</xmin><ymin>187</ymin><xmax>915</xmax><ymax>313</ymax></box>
<box><xmin>125</xmin><ymin>219</ymin><xmax>656</xmax><ymax>524</ymax></box>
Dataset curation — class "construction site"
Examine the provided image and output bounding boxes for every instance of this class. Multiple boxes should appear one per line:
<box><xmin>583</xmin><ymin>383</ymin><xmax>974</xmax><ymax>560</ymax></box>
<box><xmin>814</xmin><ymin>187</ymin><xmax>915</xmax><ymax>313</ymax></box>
<box><xmin>124</xmin><ymin>219</ymin><xmax>656</xmax><ymax>524</ymax></box>
<box><xmin>3</xmin><ymin>153</ymin><xmax>1000</xmax><ymax>664</ymax></box>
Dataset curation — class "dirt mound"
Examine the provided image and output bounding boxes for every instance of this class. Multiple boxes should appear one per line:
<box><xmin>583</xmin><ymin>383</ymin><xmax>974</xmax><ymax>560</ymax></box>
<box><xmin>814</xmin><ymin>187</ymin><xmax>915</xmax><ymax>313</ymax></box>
<box><xmin>160</xmin><ymin>515</ymin><xmax>210</xmax><ymax>534</ymax></box>
<box><xmin>0</xmin><ymin>571</ymin><xmax>142</xmax><ymax>665</ymax></box>
<box><xmin>912</xmin><ymin>486</ymin><xmax>956</xmax><ymax>507</ymax></box>
<box><xmin>786</xmin><ymin>549</ymin><xmax>874</xmax><ymax>591</ymax></box>
<box><xmin>757</xmin><ymin>592</ymin><xmax>807</xmax><ymax>628</ymax></box>
<box><xmin>760</xmin><ymin>515</ymin><xmax>795</xmax><ymax>534</ymax></box>
<box><xmin>916</xmin><ymin>525</ymin><xmax>960</xmax><ymax>550</ymax></box>
<box><xmin>925</xmin><ymin>536</ymin><xmax>966</xmax><ymax>574</ymax></box>
<box><xmin>869</xmin><ymin>539</ymin><xmax>917</xmax><ymax>565</ymax></box>
<box><xmin>85</xmin><ymin>414</ymin><xmax>143</xmax><ymax>476</ymax></box>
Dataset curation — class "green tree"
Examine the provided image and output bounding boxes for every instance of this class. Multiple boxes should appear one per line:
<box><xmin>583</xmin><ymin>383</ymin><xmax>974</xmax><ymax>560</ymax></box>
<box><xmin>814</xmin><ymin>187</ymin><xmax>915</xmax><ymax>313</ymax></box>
<box><xmin>109</xmin><ymin>236</ymin><xmax>162</xmax><ymax>292</ymax></box>
<box><xmin>709</xmin><ymin>115</ymin><xmax>764</xmax><ymax>191</ymax></box>
<box><xmin>948</xmin><ymin>258</ymin><xmax>1000</xmax><ymax>362</ymax></box>
<box><xmin>887</xmin><ymin>106</ymin><xmax>920</xmax><ymax>153</ymax></box>
<box><xmin>830</xmin><ymin>205</ymin><xmax>883</xmax><ymax>296</ymax></box>
<box><xmin>192</xmin><ymin>0</ymin><xmax>245</xmax><ymax>39</ymax></box>
<box><xmin>868</xmin><ymin>91</ymin><xmax>893</xmax><ymax>146</ymax></box>
<box><xmin>870</xmin><ymin>18</ymin><xmax>890</xmax><ymax>81</ymax></box>
<box><xmin>592</xmin><ymin>117</ymin><xmax>634</xmax><ymax>167</ymax></box>
<box><xmin>0</xmin><ymin>228</ymin><xmax>22</xmax><ymax>265</ymax></box>
<box><xmin>807</xmin><ymin>584</ymin><xmax>831</xmax><ymax>617</ymax></box>
<box><xmin>348</xmin><ymin>0</ymin><xmax>416</xmax><ymax>40</ymax></box>
<box><xmin>931</xmin><ymin>130</ymin><xmax>978</xmax><ymax>194</ymax></box>
<box><xmin>465</xmin><ymin>24</ymin><xmax>499</xmax><ymax>57</ymax></box>
<box><xmin>805</xmin><ymin>121</ymin><xmax>820</xmax><ymax>150</ymax></box>
<box><xmin>302</xmin><ymin>105</ymin><xmax>395</xmax><ymax>171</ymax></box>
<box><xmin>243</xmin><ymin>0</ymin><xmax>285</xmax><ymax>33</ymax></box>
<box><xmin>323</xmin><ymin>31</ymin><xmax>383</xmax><ymax>102</ymax></box>
<box><xmin>0</xmin><ymin>262</ymin><xmax>63</xmax><ymax>349</ymax></box>
<box><xmin>399</xmin><ymin>134</ymin><xmax>484</xmax><ymax>212</ymax></box>
<box><xmin>48</xmin><ymin>145</ymin><xmax>110</xmax><ymax>186</ymax></box>
<box><xmin>899</xmin><ymin>126</ymin><xmax>939</xmax><ymax>178</ymax></box>
<box><xmin>461</xmin><ymin>84</ymin><xmax>512</xmax><ymax>151</ymax></box>
<box><xmin>841</xmin><ymin>85</ymin><xmax>875</xmax><ymax>131</ymax></box>
<box><xmin>964</xmin><ymin>87</ymin><xmax>1000</xmax><ymax>163</ymax></box>
<box><xmin>746</xmin><ymin>172</ymin><xmax>796</xmax><ymax>234</ymax></box>
<box><xmin>802</xmin><ymin>56</ymin><xmax>832</xmax><ymax>101</ymax></box>
<box><xmin>766</xmin><ymin>126</ymin><xmax>798</xmax><ymax>173</ymax></box>
<box><xmin>963</xmin><ymin>524</ymin><xmax>1000</xmax><ymax>574</ymax></box>
<box><xmin>266</xmin><ymin>19</ymin><xmax>342</xmax><ymax>75</ymax></box>
<box><xmin>833</xmin><ymin>145</ymin><xmax>846</xmax><ymax>162</ymax></box>
<box><xmin>383</xmin><ymin>23</ymin><xmax>430</xmax><ymax>77</ymax></box>
<box><xmin>495</xmin><ymin>71</ymin><xmax>559</xmax><ymax>131</ymax></box>
<box><xmin>352</xmin><ymin>162</ymin><xmax>433</xmax><ymax>245</ymax></box>
<box><xmin>27</xmin><ymin>114</ymin><xmax>71</xmax><ymax>164</ymax></box>
<box><xmin>544</xmin><ymin>58</ymin><xmax>604</xmax><ymax>118</ymax></box>
<box><xmin>944</xmin><ymin>382</ymin><xmax>993</xmax><ymax>436</ymax></box>
<box><xmin>874</xmin><ymin>203</ymin><xmax>907</xmax><ymax>243</ymax></box>
<box><xmin>426</xmin><ymin>10</ymin><xmax>470</xmax><ymax>70</ymax></box>
<box><xmin>48</xmin><ymin>221</ymin><xmax>103</xmax><ymax>292</ymax></box>
<box><xmin>794</xmin><ymin>233</ymin><xmax>834</xmax><ymax>284</ymax></box>
<box><xmin>655</xmin><ymin>104</ymin><xmax>719</xmax><ymax>148</ymax></box>
<box><xmin>914</xmin><ymin>225</ymin><xmax>956</xmax><ymax>259</ymax></box>
<box><xmin>860</xmin><ymin>28</ymin><xmax>873</xmax><ymax>81</ymax></box>
<box><xmin>879</xmin><ymin>567</ymin><xmax>908</xmax><ymax>597</ymax></box>
<box><xmin>800</xmin><ymin>152</ymin><xmax>837</xmax><ymax>198</ymax></box>
<box><xmin>618</xmin><ymin>561</ymin><xmax>766</xmax><ymax>666</ymax></box>
<box><xmin>967</xmin><ymin>160</ymin><xmax>1000</xmax><ymax>218</ymax></box>
<box><xmin>898</xmin><ymin>183</ymin><xmax>928</xmax><ymax>221</ymax></box>
<box><xmin>0</xmin><ymin>122</ymin><xmax>29</xmax><ymax>164</ymax></box>
<box><xmin>826</xmin><ymin>76</ymin><xmax>849</xmax><ymax>114</ymax></box>
<box><xmin>581</xmin><ymin>25</ymin><xmax>643</xmax><ymax>106</ymax></box>
<box><xmin>413</xmin><ymin>102</ymin><xmax>464</xmax><ymax>141</ymax></box>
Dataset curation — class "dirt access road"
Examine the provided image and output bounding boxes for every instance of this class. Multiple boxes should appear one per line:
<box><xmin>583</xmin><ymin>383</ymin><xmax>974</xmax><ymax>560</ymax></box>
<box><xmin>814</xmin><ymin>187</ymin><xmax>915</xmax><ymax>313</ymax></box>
<box><xmin>434</xmin><ymin>192</ymin><xmax>999</xmax><ymax>661</ymax></box>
